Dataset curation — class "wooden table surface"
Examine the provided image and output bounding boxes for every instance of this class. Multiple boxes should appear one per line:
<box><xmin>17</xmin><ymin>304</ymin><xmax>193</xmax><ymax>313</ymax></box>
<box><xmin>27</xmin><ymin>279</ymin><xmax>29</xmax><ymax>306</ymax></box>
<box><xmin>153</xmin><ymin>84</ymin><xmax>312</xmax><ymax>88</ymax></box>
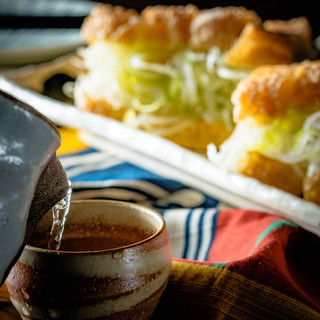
<box><xmin>0</xmin><ymin>284</ymin><xmax>19</xmax><ymax>320</ymax></box>
<box><xmin>0</xmin><ymin>303</ymin><xmax>20</xmax><ymax>320</ymax></box>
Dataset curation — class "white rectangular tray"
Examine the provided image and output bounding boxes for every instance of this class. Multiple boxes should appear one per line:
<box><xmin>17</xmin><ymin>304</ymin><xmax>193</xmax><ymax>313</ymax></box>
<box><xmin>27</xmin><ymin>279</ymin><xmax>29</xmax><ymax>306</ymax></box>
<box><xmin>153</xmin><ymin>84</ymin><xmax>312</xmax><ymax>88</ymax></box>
<box><xmin>1</xmin><ymin>57</ymin><xmax>320</xmax><ymax>236</ymax></box>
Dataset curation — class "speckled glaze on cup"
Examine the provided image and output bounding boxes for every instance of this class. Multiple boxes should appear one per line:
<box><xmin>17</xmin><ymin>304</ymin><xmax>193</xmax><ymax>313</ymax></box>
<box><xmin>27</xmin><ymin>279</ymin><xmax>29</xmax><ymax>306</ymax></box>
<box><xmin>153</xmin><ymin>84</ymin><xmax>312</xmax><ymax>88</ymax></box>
<box><xmin>5</xmin><ymin>200</ymin><xmax>172</xmax><ymax>320</ymax></box>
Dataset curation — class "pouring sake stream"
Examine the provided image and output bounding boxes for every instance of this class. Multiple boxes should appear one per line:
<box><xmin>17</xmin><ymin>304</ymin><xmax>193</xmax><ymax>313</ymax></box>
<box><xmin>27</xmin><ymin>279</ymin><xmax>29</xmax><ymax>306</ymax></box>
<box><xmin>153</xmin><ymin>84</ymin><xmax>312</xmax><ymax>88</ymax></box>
<box><xmin>0</xmin><ymin>90</ymin><xmax>69</xmax><ymax>285</ymax></box>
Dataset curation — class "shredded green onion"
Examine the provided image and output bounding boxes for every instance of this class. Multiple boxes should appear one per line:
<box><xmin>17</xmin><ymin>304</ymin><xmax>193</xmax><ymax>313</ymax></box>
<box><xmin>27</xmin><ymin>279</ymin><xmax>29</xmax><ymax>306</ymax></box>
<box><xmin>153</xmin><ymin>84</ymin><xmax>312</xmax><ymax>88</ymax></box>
<box><xmin>210</xmin><ymin>110</ymin><xmax>320</xmax><ymax>173</ymax></box>
<box><xmin>79</xmin><ymin>42</ymin><xmax>246</xmax><ymax>126</ymax></box>
<box><xmin>130</xmin><ymin>54</ymin><xmax>179</xmax><ymax>78</ymax></box>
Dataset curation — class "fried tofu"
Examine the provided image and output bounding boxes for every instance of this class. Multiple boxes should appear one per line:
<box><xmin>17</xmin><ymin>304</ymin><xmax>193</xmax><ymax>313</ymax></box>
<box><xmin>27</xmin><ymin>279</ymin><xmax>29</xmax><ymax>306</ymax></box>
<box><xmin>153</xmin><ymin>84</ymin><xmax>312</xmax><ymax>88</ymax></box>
<box><xmin>231</xmin><ymin>60</ymin><xmax>320</xmax><ymax>124</ymax></box>
<box><xmin>238</xmin><ymin>151</ymin><xmax>304</xmax><ymax>196</ymax></box>
<box><xmin>224</xmin><ymin>23</ymin><xmax>295</xmax><ymax>69</ymax></box>
<box><xmin>189</xmin><ymin>6</ymin><xmax>261</xmax><ymax>52</ymax></box>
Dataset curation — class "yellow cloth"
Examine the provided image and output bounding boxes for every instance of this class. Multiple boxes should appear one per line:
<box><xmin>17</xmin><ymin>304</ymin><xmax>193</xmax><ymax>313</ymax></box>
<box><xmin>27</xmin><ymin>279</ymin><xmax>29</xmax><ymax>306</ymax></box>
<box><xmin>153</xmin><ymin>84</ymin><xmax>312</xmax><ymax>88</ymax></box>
<box><xmin>57</xmin><ymin>127</ymin><xmax>88</xmax><ymax>156</ymax></box>
<box><xmin>152</xmin><ymin>261</ymin><xmax>320</xmax><ymax>319</ymax></box>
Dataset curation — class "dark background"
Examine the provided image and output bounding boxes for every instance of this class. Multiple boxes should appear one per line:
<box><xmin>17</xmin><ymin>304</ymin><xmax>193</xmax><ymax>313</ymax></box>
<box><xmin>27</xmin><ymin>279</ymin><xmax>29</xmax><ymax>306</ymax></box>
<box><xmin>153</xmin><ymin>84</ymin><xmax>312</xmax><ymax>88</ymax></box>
<box><xmin>0</xmin><ymin>1</ymin><xmax>319</xmax><ymax>39</ymax></box>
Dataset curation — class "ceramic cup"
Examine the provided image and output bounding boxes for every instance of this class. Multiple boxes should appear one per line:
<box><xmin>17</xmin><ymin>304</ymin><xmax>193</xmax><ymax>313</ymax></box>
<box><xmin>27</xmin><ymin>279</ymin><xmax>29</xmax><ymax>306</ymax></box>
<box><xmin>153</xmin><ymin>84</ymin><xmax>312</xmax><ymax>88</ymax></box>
<box><xmin>5</xmin><ymin>200</ymin><xmax>172</xmax><ymax>320</ymax></box>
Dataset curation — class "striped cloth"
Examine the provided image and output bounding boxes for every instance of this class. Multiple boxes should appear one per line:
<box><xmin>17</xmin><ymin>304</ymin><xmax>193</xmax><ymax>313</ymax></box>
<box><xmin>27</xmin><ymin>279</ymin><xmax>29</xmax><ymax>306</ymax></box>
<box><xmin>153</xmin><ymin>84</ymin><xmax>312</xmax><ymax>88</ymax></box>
<box><xmin>60</xmin><ymin>147</ymin><xmax>222</xmax><ymax>262</ymax></box>
<box><xmin>57</xmin><ymin>129</ymin><xmax>320</xmax><ymax>319</ymax></box>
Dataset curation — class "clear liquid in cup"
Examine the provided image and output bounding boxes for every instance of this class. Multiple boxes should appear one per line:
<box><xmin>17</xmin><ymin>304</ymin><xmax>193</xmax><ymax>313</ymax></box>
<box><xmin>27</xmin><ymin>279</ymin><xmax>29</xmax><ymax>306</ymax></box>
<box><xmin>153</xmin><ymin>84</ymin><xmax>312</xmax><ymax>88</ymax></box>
<box><xmin>48</xmin><ymin>180</ymin><xmax>72</xmax><ymax>250</ymax></box>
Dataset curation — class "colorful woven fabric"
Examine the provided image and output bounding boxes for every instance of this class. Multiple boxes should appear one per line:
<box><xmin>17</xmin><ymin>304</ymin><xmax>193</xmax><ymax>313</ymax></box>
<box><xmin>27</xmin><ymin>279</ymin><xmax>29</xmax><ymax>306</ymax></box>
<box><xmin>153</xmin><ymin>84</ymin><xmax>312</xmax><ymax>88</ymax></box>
<box><xmin>55</xmin><ymin>129</ymin><xmax>320</xmax><ymax>319</ymax></box>
<box><xmin>154</xmin><ymin>260</ymin><xmax>320</xmax><ymax>320</ymax></box>
<box><xmin>164</xmin><ymin>210</ymin><xmax>320</xmax><ymax>319</ymax></box>
<box><xmin>210</xmin><ymin>209</ymin><xmax>320</xmax><ymax>313</ymax></box>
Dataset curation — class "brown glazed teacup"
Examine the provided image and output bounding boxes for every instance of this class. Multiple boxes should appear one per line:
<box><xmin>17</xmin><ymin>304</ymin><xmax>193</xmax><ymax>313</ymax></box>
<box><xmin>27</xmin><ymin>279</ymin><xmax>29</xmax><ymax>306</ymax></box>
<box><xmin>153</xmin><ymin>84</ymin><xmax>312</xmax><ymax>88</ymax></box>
<box><xmin>5</xmin><ymin>200</ymin><xmax>172</xmax><ymax>320</ymax></box>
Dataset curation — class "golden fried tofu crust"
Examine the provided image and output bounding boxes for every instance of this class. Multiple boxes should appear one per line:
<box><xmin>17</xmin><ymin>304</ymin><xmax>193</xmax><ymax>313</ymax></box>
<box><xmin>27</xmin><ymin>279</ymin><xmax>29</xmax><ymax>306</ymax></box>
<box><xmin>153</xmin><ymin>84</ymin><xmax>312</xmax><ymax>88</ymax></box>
<box><xmin>263</xmin><ymin>17</ymin><xmax>314</xmax><ymax>61</ymax></box>
<box><xmin>166</xmin><ymin>120</ymin><xmax>233</xmax><ymax>152</ymax></box>
<box><xmin>224</xmin><ymin>23</ymin><xmax>295</xmax><ymax>69</ymax></box>
<box><xmin>81</xmin><ymin>3</ymin><xmax>198</xmax><ymax>51</ymax></box>
<box><xmin>232</xmin><ymin>60</ymin><xmax>320</xmax><ymax>124</ymax></box>
<box><xmin>79</xmin><ymin>94</ymin><xmax>127</xmax><ymax>121</ymax></box>
<box><xmin>263</xmin><ymin>16</ymin><xmax>312</xmax><ymax>48</ymax></box>
<box><xmin>139</xmin><ymin>5</ymin><xmax>198</xmax><ymax>47</ymax></box>
<box><xmin>80</xmin><ymin>4</ymin><xmax>139</xmax><ymax>44</ymax></box>
<box><xmin>237</xmin><ymin>151</ymin><xmax>304</xmax><ymax>196</ymax></box>
<box><xmin>189</xmin><ymin>6</ymin><xmax>261</xmax><ymax>52</ymax></box>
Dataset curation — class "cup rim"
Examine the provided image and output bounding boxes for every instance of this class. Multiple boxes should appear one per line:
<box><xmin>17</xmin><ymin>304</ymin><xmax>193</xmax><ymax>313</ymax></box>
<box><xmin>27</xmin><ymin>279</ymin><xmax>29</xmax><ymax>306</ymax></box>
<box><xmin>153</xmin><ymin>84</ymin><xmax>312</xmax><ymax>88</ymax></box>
<box><xmin>25</xmin><ymin>199</ymin><xmax>167</xmax><ymax>254</ymax></box>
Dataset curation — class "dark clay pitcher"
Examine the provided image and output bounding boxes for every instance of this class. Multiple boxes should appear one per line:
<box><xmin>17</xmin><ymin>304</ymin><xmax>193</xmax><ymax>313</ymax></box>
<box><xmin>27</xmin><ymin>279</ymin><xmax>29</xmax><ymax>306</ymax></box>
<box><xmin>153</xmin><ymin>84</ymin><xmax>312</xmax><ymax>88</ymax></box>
<box><xmin>0</xmin><ymin>90</ymin><xmax>69</xmax><ymax>285</ymax></box>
